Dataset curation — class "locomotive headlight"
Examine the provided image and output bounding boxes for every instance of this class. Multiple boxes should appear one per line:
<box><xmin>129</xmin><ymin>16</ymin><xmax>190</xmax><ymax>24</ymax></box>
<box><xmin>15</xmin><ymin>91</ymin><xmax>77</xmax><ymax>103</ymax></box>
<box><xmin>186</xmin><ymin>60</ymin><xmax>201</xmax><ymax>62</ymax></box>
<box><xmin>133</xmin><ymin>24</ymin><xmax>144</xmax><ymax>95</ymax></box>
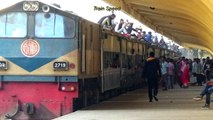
<box><xmin>23</xmin><ymin>1</ymin><xmax>39</xmax><ymax>11</ymax></box>
<box><xmin>61</xmin><ymin>86</ymin><xmax>66</xmax><ymax>91</ymax></box>
<box><xmin>23</xmin><ymin>2</ymin><xmax>30</xmax><ymax>11</ymax></box>
<box><xmin>70</xmin><ymin>86</ymin><xmax>75</xmax><ymax>92</ymax></box>
<box><xmin>0</xmin><ymin>60</ymin><xmax>8</xmax><ymax>70</ymax></box>
<box><xmin>60</xmin><ymin>85</ymin><xmax>76</xmax><ymax>92</ymax></box>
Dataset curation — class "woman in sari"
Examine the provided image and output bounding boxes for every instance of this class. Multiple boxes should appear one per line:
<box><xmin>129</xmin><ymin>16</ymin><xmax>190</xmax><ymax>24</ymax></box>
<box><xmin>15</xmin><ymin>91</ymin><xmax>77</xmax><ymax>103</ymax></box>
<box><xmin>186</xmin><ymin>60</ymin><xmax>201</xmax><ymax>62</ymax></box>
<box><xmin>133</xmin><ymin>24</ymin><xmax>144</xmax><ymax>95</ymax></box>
<box><xmin>181</xmin><ymin>59</ymin><xmax>190</xmax><ymax>88</ymax></box>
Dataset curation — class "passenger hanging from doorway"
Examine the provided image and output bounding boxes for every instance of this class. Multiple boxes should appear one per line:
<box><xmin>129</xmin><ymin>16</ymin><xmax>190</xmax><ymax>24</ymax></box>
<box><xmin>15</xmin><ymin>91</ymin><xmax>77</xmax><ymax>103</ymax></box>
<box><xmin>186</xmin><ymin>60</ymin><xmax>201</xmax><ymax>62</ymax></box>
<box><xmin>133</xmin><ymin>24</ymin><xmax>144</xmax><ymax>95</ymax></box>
<box><xmin>142</xmin><ymin>52</ymin><xmax>162</xmax><ymax>102</ymax></box>
<box><xmin>193</xmin><ymin>81</ymin><xmax>213</xmax><ymax>109</ymax></box>
<box><xmin>98</xmin><ymin>14</ymin><xmax>116</xmax><ymax>31</ymax></box>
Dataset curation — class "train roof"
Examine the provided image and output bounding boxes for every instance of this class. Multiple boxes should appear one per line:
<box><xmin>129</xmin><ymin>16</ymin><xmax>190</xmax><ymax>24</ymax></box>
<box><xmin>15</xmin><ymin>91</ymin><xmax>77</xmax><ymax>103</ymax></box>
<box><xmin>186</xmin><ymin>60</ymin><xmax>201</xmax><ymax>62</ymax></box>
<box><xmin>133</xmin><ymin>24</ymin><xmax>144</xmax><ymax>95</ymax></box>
<box><xmin>104</xmin><ymin>0</ymin><xmax>213</xmax><ymax>54</ymax></box>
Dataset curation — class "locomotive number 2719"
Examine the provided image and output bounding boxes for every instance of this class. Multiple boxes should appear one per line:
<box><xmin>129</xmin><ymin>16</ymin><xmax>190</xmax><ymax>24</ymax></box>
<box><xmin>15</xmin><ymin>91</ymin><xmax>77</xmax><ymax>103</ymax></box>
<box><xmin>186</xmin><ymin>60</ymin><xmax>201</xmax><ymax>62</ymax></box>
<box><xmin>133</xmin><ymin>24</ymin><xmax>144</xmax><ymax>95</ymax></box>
<box><xmin>53</xmin><ymin>62</ymin><xmax>69</xmax><ymax>71</ymax></box>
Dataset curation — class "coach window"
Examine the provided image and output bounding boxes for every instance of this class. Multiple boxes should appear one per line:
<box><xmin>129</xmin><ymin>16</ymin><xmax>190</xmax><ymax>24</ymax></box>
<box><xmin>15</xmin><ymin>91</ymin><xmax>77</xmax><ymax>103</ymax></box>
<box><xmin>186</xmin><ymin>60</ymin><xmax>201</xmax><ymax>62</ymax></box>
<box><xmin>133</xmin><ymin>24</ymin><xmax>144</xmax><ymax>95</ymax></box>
<box><xmin>0</xmin><ymin>12</ymin><xmax>27</xmax><ymax>37</ymax></box>
<box><xmin>35</xmin><ymin>13</ymin><xmax>75</xmax><ymax>38</ymax></box>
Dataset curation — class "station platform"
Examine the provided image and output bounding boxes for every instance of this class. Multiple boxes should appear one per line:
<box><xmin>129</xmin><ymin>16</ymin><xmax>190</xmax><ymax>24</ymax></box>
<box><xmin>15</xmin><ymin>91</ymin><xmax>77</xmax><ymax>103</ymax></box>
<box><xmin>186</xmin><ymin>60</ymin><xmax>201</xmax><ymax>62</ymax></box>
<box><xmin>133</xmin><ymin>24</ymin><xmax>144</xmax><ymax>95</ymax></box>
<box><xmin>54</xmin><ymin>85</ymin><xmax>213</xmax><ymax>120</ymax></box>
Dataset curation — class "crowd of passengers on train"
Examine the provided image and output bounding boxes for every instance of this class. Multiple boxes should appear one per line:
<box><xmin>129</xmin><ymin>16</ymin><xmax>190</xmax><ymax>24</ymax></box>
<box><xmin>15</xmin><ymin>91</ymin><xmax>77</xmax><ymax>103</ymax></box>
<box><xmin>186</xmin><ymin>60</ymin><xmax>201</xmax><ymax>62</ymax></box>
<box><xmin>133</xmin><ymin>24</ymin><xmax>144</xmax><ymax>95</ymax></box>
<box><xmin>98</xmin><ymin>14</ymin><xmax>180</xmax><ymax>53</ymax></box>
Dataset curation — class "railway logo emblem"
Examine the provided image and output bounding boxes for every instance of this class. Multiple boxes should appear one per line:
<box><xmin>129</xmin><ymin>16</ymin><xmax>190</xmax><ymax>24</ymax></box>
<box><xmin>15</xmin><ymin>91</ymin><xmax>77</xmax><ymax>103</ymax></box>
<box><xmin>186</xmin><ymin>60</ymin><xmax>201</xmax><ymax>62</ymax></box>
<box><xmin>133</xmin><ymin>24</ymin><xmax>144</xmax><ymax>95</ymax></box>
<box><xmin>21</xmin><ymin>39</ymin><xmax>40</xmax><ymax>57</ymax></box>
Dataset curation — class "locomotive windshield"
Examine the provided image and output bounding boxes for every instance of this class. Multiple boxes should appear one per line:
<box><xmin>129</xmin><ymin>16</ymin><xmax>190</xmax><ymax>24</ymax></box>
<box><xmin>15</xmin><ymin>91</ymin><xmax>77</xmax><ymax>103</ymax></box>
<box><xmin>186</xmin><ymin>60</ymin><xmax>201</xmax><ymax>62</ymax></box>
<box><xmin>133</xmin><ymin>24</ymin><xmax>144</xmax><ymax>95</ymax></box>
<box><xmin>35</xmin><ymin>13</ymin><xmax>75</xmax><ymax>38</ymax></box>
<box><xmin>0</xmin><ymin>12</ymin><xmax>27</xmax><ymax>37</ymax></box>
<box><xmin>0</xmin><ymin>12</ymin><xmax>75</xmax><ymax>38</ymax></box>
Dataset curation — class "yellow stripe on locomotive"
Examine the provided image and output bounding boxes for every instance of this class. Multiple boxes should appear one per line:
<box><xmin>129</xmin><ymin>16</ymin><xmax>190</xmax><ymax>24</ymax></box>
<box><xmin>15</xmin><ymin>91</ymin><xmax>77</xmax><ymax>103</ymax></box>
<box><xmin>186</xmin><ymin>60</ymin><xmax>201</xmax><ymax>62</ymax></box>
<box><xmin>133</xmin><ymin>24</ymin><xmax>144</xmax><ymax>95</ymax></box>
<box><xmin>0</xmin><ymin>50</ymin><xmax>78</xmax><ymax>76</ymax></box>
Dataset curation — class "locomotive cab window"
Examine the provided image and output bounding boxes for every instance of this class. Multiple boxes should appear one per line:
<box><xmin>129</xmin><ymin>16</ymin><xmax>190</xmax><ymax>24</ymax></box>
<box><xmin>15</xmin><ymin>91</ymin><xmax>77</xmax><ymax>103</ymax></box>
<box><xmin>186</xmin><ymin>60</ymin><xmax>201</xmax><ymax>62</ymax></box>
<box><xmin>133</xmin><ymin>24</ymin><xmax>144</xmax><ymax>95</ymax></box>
<box><xmin>0</xmin><ymin>12</ymin><xmax>27</xmax><ymax>37</ymax></box>
<box><xmin>35</xmin><ymin>13</ymin><xmax>75</xmax><ymax>38</ymax></box>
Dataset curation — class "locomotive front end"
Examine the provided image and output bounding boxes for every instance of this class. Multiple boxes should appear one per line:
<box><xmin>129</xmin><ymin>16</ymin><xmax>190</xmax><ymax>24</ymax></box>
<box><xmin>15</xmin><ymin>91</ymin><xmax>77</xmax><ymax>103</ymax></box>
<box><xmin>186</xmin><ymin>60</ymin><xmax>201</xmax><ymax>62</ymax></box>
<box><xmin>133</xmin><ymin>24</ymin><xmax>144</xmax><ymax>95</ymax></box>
<box><xmin>0</xmin><ymin>1</ymin><xmax>79</xmax><ymax>119</ymax></box>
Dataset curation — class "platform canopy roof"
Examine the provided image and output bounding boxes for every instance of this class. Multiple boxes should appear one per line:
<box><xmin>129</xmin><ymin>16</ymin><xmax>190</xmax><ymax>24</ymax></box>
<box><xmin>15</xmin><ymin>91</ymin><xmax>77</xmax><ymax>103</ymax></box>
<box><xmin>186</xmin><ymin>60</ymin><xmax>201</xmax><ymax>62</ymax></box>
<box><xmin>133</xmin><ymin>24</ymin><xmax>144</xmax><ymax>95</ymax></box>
<box><xmin>104</xmin><ymin>0</ymin><xmax>213</xmax><ymax>54</ymax></box>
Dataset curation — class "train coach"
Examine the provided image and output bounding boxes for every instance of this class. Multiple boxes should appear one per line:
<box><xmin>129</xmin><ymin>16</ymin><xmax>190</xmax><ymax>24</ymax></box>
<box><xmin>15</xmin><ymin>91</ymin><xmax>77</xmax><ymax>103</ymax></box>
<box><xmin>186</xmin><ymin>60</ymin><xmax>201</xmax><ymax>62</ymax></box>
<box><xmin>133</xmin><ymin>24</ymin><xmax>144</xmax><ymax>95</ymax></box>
<box><xmin>0</xmin><ymin>1</ymin><xmax>179</xmax><ymax>119</ymax></box>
